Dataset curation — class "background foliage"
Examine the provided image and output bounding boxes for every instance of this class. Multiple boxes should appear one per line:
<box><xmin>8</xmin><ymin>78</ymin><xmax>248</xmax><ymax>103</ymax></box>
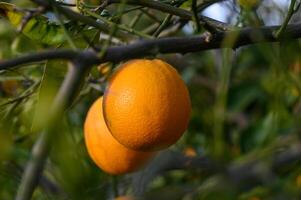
<box><xmin>1</xmin><ymin>0</ymin><xmax>301</xmax><ymax>199</ymax></box>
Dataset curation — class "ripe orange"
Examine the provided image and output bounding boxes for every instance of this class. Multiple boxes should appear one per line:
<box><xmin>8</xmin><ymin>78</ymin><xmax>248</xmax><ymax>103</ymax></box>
<box><xmin>184</xmin><ymin>147</ymin><xmax>197</xmax><ymax>157</ymax></box>
<box><xmin>1</xmin><ymin>80</ymin><xmax>19</xmax><ymax>96</ymax></box>
<box><xmin>296</xmin><ymin>174</ymin><xmax>301</xmax><ymax>187</ymax></box>
<box><xmin>114</xmin><ymin>195</ymin><xmax>135</xmax><ymax>200</ymax></box>
<box><xmin>84</xmin><ymin>97</ymin><xmax>155</xmax><ymax>175</ymax></box>
<box><xmin>103</xmin><ymin>59</ymin><xmax>191</xmax><ymax>151</ymax></box>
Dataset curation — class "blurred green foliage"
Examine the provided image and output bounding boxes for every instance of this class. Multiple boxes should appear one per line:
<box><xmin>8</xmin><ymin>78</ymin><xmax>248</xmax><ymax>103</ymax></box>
<box><xmin>0</xmin><ymin>0</ymin><xmax>301</xmax><ymax>200</ymax></box>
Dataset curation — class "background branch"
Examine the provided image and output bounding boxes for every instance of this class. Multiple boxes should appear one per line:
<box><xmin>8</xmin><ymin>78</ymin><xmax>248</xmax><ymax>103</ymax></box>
<box><xmin>2</xmin><ymin>22</ymin><xmax>301</xmax><ymax>70</ymax></box>
<box><xmin>132</xmin><ymin>137</ymin><xmax>301</xmax><ymax>197</ymax></box>
<box><xmin>15</xmin><ymin>60</ymin><xmax>91</xmax><ymax>200</ymax></box>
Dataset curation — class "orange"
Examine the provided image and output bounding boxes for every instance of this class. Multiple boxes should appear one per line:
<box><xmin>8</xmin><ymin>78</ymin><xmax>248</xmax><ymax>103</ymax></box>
<box><xmin>1</xmin><ymin>80</ymin><xmax>19</xmax><ymax>96</ymax></box>
<box><xmin>84</xmin><ymin>97</ymin><xmax>155</xmax><ymax>175</ymax></box>
<box><xmin>184</xmin><ymin>147</ymin><xmax>197</xmax><ymax>157</ymax></box>
<box><xmin>103</xmin><ymin>59</ymin><xmax>191</xmax><ymax>151</ymax></box>
<box><xmin>248</xmin><ymin>197</ymin><xmax>261</xmax><ymax>200</ymax></box>
<box><xmin>296</xmin><ymin>174</ymin><xmax>301</xmax><ymax>187</ymax></box>
<box><xmin>114</xmin><ymin>195</ymin><xmax>135</xmax><ymax>200</ymax></box>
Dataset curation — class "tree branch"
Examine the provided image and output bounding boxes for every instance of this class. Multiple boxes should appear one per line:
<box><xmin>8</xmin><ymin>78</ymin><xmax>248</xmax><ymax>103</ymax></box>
<box><xmin>105</xmin><ymin>0</ymin><xmax>232</xmax><ymax>30</ymax></box>
<box><xmin>197</xmin><ymin>0</ymin><xmax>225</xmax><ymax>11</ymax></box>
<box><xmin>275</xmin><ymin>0</ymin><xmax>298</xmax><ymax>38</ymax></box>
<box><xmin>0</xmin><ymin>50</ymin><xmax>99</xmax><ymax>70</ymax></box>
<box><xmin>2</xmin><ymin>22</ymin><xmax>301</xmax><ymax>70</ymax></box>
<box><xmin>132</xmin><ymin>138</ymin><xmax>301</xmax><ymax>196</ymax></box>
<box><xmin>15</xmin><ymin>61</ymin><xmax>91</xmax><ymax>200</ymax></box>
<box><xmin>30</xmin><ymin>0</ymin><xmax>130</xmax><ymax>40</ymax></box>
<box><xmin>32</xmin><ymin>0</ymin><xmax>231</xmax><ymax>32</ymax></box>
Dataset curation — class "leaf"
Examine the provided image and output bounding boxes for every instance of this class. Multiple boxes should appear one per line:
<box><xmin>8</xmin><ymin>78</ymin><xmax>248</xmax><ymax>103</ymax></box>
<box><xmin>31</xmin><ymin>60</ymin><xmax>66</xmax><ymax>132</ymax></box>
<box><xmin>0</xmin><ymin>2</ymin><xmax>65</xmax><ymax>45</ymax></box>
<box><xmin>0</xmin><ymin>2</ymin><xmax>99</xmax><ymax>48</ymax></box>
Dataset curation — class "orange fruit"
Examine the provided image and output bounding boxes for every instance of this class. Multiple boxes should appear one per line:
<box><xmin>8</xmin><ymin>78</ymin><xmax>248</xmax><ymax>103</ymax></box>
<box><xmin>296</xmin><ymin>174</ymin><xmax>301</xmax><ymax>187</ymax></box>
<box><xmin>1</xmin><ymin>80</ymin><xmax>19</xmax><ymax>96</ymax></box>
<box><xmin>103</xmin><ymin>59</ymin><xmax>191</xmax><ymax>151</ymax></box>
<box><xmin>248</xmin><ymin>197</ymin><xmax>261</xmax><ymax>200</ymax></box>
<box><xmin>97</xmin><ymin>63</ymin><xmax>112</xmax><ymax>76</ymax></box>
<box><xmin>84</xmin><ymin>97</ymin><xmax>155</xmax><ymax>175</ymax></box>
<box><xmin>114</xmin><ymin>195</ymin><xmax>135</xmax><ymax>200</ymax></box>
<box><xmin>184</xmin><ymin>147</ymin><xmax>197</xmax><ymax>157</ymax></box>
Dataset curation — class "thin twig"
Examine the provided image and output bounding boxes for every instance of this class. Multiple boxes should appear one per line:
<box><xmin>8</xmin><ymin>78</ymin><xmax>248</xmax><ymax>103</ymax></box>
<box><xmin>15</xmin><ymin>61</ymin><xmax>91</xmax><ymax>200</ymax></box>
<box><xmin>197</xmin><ymin>0</ymin><xmax>225</xmax><ymax>11</ymax></box>
<box><xmin>153</xmin><ymin>14</ymin><xmax>172</xmax><ymax>37</ymax></box>
<box><xmin>84</xmin><ymin>9</ymin><xmax>153</xmax><ymax>39</ymax></box>
<box><xmin>129</xmin><ymin>11</ymin><xmax>144</xmax><ymax>28</ymax></box>
<box><xmin>275</xmin><ymin>0</ymin><xmax>298</xmax><ymax>38</ymax></box>
<box><xmin>192</xmin><ymin>0</ymin><xmax>201</xmax><ymax>32</ymax></box>
<box><xmin>101</xmin><ymin>0</ymin><xmax>232</xmax><ymax>31</ymax></box>
<box><xmin>141</xmin><ymin>9</ymin><xmax>162</xmax><ymax>23</ymax></box>
<box><xmin>55</xmin><ymin>1</ymin><xmax>76</xmax><ymax>7</ymax></box>
<box><xmin>52</xmin><ymin>5</ymin><xmax>77</xmax><ymax>49</ymax></box>
<box><xmin>3</xmin><ymin>22</ymin><xmax>301</xmax><ymax>70</ymax></box>
<box><xmin>0</xmin><ymin>90</ymin><xmax>35</xmax><ymax>107</ymax></box>
<box><xmin>111</xmin><ymin>6</ymin><xmax>144</xmax><ymax>20</ymax></box>
<box><xmin>17</xmin><ymin>6</ymin><xmax>46</xmax><ymax>33</ymax></box>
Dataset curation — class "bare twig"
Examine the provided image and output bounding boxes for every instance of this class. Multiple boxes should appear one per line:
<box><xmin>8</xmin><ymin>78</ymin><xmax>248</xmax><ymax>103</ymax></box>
<box><xmin>17</xmin><ymin>6</ymin><xmax>46</xmax><ymax>33</ymax></box>
<box><xmin>153</xmin><ymin>14</ymin><xmax>172</xmax><ymax>37</ymax></box>
<box><xmin>275</xmin><ymin>0</ymin><xmax>298</xmax><ymax>38</ymax></box>
<box><xmin>197</xmin><ymin>0</ymin><xmax>225</xmax><ymax>11</ymax></box>
<box><xmin>55</xmin><ymin>1</ymin><xmax>76</xmax><ymax>7</ymax></box>
<box><xmin>84</xmin><ymin>9</ymin><xmax>153</xmax><ymax>39</ymax></box>
<box><xmin>133</xmin><ymin>137</ymin><xmax>301</xmax><ymax>197</ymax></box>
<box><xmin>2</xmin><ymin>22</ymin><xmax>301</xmax><ymax>70</ymax></box>
<box><xmin>192</xmin><ymin>0</ymin><xmax>201</xmax><ymax>32</ymax></box>
<box><xmin>93</xmin><ymin>0</ymin><xmax>109</xmax><ymax>12</ymax></box>
<box><xmin>52</xmin><ymin>5</ymin><xmax>77</xmax><ymax>49</ymax></box>
<box><xmin>102</xmin><ymin>0</ymin><xmax>232</xmax><ymax>31</ymax></box>
<box><xmin>30</xmin><ymin>0</ymin><xmax>130</xmax><ymax>40</ymax></box>
<box><xmin>15</xmin><ymin>60</ymin><xmax>91</xmax><ymax>200</ymax></box>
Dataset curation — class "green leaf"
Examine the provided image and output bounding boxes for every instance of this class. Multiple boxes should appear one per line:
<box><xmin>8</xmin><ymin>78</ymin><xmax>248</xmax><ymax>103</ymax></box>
<box><xmin>0</xmin><ymin>2</ymin><xmax>99</xmax><ymax>48</ymax></box>
<box><xmin>31</xmin><ymin>60</ymin><xmax>66</xmax><ymax>132</ymax></box>
<box><xmin>0</xmin><ymin>2</ymin><xmax>65</xmax><ymax>45</ymax></box>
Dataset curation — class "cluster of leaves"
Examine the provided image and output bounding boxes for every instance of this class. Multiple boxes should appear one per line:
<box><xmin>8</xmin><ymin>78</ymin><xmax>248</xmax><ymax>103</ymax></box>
<box><xmin>0</xmin><ymin>0</ymin><xmax>301</xmax><ymax>200</ymax></box>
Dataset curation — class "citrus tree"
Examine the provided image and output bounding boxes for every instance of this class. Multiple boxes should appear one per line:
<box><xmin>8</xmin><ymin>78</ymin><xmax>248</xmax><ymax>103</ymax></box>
<box><xmin>1</xmin><ymin>0</ymin><xmax>301</xmax><ymax>200</ymax></box>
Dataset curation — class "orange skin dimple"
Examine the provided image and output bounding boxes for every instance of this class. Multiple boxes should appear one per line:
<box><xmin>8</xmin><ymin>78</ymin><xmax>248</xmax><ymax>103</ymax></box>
<box><xmin>84</xmin><ymin>97</ymin><xmax>155</xmax><ymax>175</ymax></box>
<box><xmin>103</xmin><ymin>59</ymin><xmax>191</xmax><ymax>151</ymax></box>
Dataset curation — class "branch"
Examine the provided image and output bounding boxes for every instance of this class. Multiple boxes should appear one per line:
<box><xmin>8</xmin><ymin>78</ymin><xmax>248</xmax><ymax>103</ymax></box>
<box><xmin>0</xmin><ymin>49</ymin><xmax>98</xmax><ymax>70</ymax></box>
<box><xmin>104</xmin><ymin>0</ymin><xmax>232</xmax><ymax>31</ymax></box>
<box><xmin>2</xmin><ymin>22</ymin><xmax>301</xmax><ymax>70</ymax></box>
<box><xmin>30</xmin><ymin>0</ymin><xmax>130</xmax><ymax>40</ymax></box>
<box><xmin>132</xmin><ymin>138</ymin><xmax>301</xmax><ymax>196</ymax></box>
<box><xmin>107</xmin><ymin>0</ymin><xmax>192</xmax><ymax>19</ymax></box>
<box><xmin>275</xmin><ymin>0</ymin><xmax>298</xmax><ymax>38</ymax></box>
<box><xmin>131</xmin><ymin>150</ymin><xmax>220</xmax><ymax>196</ymax></box>
<box><xmin>227</xmin><ymin>143</ymin><xmax>301</xmax><ymax>191</ymax></box>
<box><xmin>15</xmin><ymin>61</ymin><xmax>91</xmax><ymax>200</ymax></box>
<box><xmin>80</xmin><ymin>23</ymin><xmax>301</xmax><ymax>56</ymax></box>
<box><xmin>192</xmin><ymin>0</ymin><xmax>201</xmax><ymax>32</ymax></box>
<box><xmin>197</xmin><ymin>0</ymin><xmax>225</xmax><ymax>11</ymax></box>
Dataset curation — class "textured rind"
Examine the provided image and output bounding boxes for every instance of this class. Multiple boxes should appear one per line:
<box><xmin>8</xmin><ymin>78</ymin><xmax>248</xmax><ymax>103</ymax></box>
<box><xmin>84</xmin><ymin>97</ymin><xmax>155</xmax><ymax>175</ymax></box>
<box><xmin>103</xmin><ymin>59</ymin><xmax>191</xmax><ymax>151</ymax></box>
